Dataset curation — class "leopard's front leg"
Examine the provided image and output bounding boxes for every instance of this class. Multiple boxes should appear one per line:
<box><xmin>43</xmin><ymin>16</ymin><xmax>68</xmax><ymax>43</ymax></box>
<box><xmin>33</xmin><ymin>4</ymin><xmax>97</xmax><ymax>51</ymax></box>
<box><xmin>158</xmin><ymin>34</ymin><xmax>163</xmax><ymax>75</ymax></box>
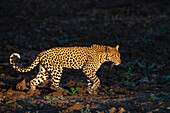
<box><xmin>83</xmin><ymin>57</ymin><xmax>100</xmax><ymax>94</ymax></box>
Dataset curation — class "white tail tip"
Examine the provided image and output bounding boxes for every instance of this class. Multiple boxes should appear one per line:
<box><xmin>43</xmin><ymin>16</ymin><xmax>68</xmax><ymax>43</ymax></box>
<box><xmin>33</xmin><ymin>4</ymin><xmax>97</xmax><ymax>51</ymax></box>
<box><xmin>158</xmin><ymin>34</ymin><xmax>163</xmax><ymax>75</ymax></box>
<box><xmin>11</xmin><ymin>53</ymin><xmax>21</xmax><ymax>59</ymax></box>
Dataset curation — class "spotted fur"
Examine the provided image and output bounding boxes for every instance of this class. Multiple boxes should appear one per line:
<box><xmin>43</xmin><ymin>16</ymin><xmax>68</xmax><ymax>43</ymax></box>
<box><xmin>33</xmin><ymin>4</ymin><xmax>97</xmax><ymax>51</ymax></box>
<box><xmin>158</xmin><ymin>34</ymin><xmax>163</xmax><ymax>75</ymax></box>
<box><xmin>10</xmin><ymin>44</ymin><xmax>121</xmax><ymax>94</ymax></box>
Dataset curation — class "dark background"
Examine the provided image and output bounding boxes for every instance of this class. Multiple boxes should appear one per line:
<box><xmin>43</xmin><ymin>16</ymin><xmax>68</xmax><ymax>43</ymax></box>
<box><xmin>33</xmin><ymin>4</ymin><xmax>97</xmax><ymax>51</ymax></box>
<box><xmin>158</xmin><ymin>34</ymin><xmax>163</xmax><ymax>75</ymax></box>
<box><xmin>0</xmin><ymin>0</ymin><xmax>169</xmax><ymax>112</ymax></box>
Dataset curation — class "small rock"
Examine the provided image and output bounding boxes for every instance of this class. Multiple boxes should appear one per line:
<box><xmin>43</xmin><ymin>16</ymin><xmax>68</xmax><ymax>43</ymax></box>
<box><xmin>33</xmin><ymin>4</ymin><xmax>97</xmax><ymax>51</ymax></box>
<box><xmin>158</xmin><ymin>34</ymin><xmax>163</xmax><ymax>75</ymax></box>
<box><xmin>110</xmin><ymin>92</ymin><xmax>115</xmax><ymax>95</ymax></box>
<box><xmin>17</xmin><ymin>104</ymin><xmax>23</xmax><ymax>109</ymax></box>
<box><xmin>0</xmin><ymin>81</ymin><xmax>5</xmax><ymax>85</ymax></box>
<box><xmin>134</xmin><ymin>100</ymin><xmax>138</xmax><ymax>105</ymax></box>
<box><xmin>16</xmin><ymin>79</ymin><xmax>29</xmax><ymax>90</ymax></box>
<box><xmin>66</xmin><ymin>103</ymin><xmax>84</xmax><ymax>112</ymax></box>
<box><xmin>108</xmin><ymin>107</ymin><xmax>117</xmax><ymax>113</ymax></box>
<box><xmin>118</xmin><ymin>107</ymin><xmax>126</xmax><ymax>113</ymax></box>
<box><xmin>27</xmin><ymin>89</ymin><xmax>41</xmax><ymax>96</ymax></box>
<box><xmin>39</xmin><ymin>103</ymin><xmax>44</xmax><ymax>108</ymax></box>
<box><xmin>139</xmin><ymin>77</ymin><xmax>150</xmax><ymax>84</ymax></box>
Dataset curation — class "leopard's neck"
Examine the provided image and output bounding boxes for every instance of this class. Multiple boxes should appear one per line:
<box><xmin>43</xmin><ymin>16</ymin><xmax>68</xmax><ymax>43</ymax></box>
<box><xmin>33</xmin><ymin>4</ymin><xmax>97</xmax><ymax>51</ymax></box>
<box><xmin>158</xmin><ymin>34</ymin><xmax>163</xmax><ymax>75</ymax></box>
<box><xmin>99</xmin><ymin>46</ymin><xmax>107</xmax><ymax>64</ymax></box>
<box><xmin>90</xmin><ymin>44</ymin><xmax>108</xmax><ymax>64</ymax></box>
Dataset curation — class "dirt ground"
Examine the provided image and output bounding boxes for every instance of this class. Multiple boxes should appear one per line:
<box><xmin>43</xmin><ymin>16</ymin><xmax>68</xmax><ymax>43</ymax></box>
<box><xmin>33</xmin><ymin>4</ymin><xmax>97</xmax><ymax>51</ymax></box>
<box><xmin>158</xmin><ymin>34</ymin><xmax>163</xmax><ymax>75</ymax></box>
<box><xmin>0</xmin><ymin>0</ymin><xmax>170</xmax><ymax>113</ymax></box>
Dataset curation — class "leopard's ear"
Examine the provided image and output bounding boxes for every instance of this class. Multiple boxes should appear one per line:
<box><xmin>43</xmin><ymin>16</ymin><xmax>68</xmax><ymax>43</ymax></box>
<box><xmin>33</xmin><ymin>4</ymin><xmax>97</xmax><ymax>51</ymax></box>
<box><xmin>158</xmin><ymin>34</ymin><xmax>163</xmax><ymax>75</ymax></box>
<box><xmin>107</xmin><ymin>46</ymin><xmax>113</xmax><ymax>52</ymax></box>
<box><xmin>116</xmin><ymin>45</ymin><xmax>119</xmax><ymax>50</ymax></box>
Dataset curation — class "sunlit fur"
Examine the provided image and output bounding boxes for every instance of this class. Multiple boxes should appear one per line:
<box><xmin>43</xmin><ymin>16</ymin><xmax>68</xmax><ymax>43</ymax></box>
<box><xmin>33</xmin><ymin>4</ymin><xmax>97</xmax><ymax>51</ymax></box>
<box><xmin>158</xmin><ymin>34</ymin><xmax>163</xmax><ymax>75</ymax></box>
<box><xmin>10</xmin><ymin>44</ymin><xmax>121</xmax><ymax>94</ymax></box>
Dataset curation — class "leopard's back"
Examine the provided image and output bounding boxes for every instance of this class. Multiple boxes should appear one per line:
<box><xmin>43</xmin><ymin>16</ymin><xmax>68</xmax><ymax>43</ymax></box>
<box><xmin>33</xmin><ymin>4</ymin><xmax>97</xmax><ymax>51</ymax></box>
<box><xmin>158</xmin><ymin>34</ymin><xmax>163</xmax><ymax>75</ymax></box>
<box><xmin>40</xmin><ymin>46</ymin><xmax>89</xmax><ymax>70</ymax></box>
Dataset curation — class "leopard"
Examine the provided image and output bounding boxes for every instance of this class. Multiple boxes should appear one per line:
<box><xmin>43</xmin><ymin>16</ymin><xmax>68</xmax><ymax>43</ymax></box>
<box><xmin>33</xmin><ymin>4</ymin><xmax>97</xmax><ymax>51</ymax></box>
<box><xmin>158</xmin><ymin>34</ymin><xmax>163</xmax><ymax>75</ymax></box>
<box><xmin>10</xmin><ymin>44</ymin><xmax>121</xmax><ymax>94</ymax></box>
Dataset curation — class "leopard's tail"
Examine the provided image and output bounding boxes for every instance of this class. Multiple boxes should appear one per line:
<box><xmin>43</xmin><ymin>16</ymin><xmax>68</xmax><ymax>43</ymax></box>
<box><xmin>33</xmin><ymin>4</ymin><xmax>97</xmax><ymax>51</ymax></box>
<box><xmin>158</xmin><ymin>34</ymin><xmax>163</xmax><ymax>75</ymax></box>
<box><xmin>10</xmin><ymin>53</ymin><xmax>40</xmax><ymax>73</ymax></box>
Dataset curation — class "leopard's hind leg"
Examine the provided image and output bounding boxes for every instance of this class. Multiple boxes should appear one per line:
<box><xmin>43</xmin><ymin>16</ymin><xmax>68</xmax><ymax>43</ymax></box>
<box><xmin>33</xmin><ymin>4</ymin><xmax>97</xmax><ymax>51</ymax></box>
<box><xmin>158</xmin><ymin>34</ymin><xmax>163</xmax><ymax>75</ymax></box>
<box><xmin>30</xmin><ymin>64</ymin><xmax>48</xmax><ymax>90</ymax></box>
<box><xmin>50</xmin><ymin>66</ymin><xmax>63</xmax><ymax>90</ymax></box>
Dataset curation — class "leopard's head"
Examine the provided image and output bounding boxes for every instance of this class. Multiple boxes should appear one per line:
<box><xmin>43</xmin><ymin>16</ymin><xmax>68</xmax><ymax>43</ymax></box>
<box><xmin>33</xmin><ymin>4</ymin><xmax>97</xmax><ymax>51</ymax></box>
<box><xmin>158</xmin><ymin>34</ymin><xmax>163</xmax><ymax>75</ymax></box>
<box><xmin>107</xmin><ymin>45</ymin><xmax>121</xmax><ymax>65</ymax></box>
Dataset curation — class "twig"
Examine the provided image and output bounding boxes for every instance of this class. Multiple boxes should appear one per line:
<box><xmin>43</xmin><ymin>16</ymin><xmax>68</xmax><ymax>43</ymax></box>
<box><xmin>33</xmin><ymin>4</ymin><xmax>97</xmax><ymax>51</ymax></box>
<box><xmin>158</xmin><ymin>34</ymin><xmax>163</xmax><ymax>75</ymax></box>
<box><xmin>0</xmin><ymin>63</ymin><xmax>10</xmax><ymax>66</ymax></box>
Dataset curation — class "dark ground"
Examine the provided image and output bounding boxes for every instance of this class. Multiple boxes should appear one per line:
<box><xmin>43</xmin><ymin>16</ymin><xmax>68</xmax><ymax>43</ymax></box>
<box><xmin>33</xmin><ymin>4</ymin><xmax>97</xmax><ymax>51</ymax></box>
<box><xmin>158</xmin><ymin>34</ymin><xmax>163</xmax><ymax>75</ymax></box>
<box><xmin>0</xmin><ymin>0</ymin><xmax>170</xmax><ymax>113</ymax></box>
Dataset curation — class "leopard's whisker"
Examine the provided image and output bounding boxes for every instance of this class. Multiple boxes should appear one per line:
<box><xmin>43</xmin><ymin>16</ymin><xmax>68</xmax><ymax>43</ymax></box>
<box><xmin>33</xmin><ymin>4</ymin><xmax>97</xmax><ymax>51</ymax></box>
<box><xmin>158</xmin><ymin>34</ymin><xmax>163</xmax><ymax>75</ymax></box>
<box><xmin>110</xmin><ymin>63</ymin><xmax>115</xmax><ymax>72</ymax></box>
